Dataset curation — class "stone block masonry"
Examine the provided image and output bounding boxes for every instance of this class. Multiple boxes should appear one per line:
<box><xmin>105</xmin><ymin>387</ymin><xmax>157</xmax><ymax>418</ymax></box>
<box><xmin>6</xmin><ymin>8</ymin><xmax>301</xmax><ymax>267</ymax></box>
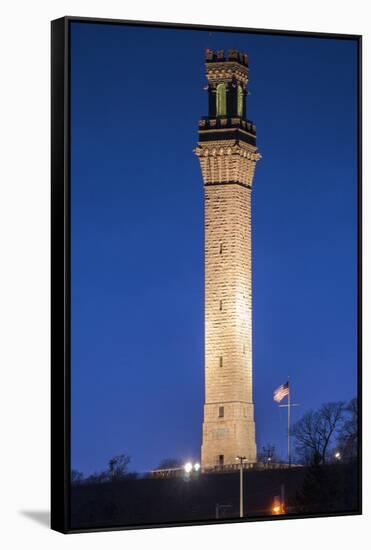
<box><xmin>195</xmin><ymin>49</ymin><xmax>260</xmax><ymax>467</ymax></box>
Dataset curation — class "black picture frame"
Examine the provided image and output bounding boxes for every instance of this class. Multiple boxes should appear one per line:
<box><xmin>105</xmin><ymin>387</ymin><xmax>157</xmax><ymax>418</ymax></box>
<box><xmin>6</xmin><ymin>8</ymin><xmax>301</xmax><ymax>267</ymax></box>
<box><xmin>51</xmin><ymin>16</ymin><xmax>362</xmax><ymax>534</ymax></box>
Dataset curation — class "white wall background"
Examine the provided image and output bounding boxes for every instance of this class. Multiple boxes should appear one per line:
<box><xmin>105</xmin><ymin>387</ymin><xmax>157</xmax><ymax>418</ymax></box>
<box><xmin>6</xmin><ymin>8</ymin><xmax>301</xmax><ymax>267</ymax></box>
<box><xmin>0</xmin><ymin>0</ymin><xmax>369</xmax><ymax>548</ymax></box>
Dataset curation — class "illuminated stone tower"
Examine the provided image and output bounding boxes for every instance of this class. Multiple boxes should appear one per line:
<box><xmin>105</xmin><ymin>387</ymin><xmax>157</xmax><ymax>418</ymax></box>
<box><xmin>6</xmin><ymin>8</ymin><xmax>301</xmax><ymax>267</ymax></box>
<box><xmin>195</xmin><ymin>49</ymin><xmax>260</xmax><ymax>467</ymax></box>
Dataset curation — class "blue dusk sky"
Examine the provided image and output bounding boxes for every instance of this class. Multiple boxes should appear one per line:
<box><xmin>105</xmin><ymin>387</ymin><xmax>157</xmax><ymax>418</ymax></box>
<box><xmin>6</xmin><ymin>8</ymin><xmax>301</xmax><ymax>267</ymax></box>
<box><xmin>70</xmin><ymin>21</ymin><xmax>358</xmax><ymax>475</ymax></box>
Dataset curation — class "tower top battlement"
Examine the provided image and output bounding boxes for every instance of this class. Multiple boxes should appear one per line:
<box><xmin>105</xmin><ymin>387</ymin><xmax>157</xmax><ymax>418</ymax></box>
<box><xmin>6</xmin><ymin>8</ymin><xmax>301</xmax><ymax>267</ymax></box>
<box><xmin>205</xmin><ymin>48</ymin><xmax>249</xmax><ymax>67</ymax></box>
<box><xmin>198</xmin><ymin>48</ymin><xmax>254</xmax><ymax>144</ymax></box>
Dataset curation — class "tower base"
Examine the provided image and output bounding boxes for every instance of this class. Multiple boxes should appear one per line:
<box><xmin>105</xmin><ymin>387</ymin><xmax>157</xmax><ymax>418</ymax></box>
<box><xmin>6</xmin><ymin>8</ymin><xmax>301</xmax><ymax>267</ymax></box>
<box><xmin>201</xmin><ymin>402</ymin><xmax>256</xmax><ymax>467</ymax></box>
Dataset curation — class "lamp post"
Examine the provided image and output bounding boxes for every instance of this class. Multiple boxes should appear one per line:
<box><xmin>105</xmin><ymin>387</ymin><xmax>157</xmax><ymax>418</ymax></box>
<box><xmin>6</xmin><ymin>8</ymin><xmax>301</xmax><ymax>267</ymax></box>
<box><xmin>183</xmin><ymin>461</ymin><xmax>201</xmax><ymax>480</ymax></box>
<box><xmin>236</xmin><ymin>456</ymin><xmax>246</xmax><ymax>518</ymax></box>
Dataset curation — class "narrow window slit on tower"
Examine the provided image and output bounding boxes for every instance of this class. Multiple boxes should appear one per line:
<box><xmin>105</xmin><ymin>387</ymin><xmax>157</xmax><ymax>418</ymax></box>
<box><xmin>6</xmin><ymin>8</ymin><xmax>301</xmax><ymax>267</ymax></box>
<box><xmin>219</xmin><ymin>356</ymin><xmax>223</xmax><ymax>368</ymax></box>
<box><xmin>219</xmin><ymin>406</ymin><xmax>224</xmax><ymax>418</ymax></box>
<box><xmin>219</xmin><ymin>242</ymin><xmax>223</xmax><ymax>254</ymax></box>
<box><xmin>219</xmin><ymin>300</ymin><xmax>223</xmax><ymax>311</ymax></box>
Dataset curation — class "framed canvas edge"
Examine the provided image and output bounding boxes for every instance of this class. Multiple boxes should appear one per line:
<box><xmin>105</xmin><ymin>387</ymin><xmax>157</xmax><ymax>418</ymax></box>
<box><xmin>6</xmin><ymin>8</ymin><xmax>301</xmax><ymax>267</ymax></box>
<box><xmin>63</xmin><ymin>14</ymin><xmax>362</xmax><ymax>40</ymax></box>
<box><xmin>51</xmin><ymin>16</ymin><xmax>71</xmax><ymax>534</ymax></box>
<box><xmin>50</xmin><ymin>15</ymin><xmax>362</xmax><ymax>534</ymax></box>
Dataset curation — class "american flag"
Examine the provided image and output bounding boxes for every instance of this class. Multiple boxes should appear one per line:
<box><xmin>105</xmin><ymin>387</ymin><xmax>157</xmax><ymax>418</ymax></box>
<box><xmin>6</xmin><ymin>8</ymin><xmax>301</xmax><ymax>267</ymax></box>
<box><xmin>273</xmin><ymin>382</ymin><xmax>289</xmax><ymax>403</ymax></box>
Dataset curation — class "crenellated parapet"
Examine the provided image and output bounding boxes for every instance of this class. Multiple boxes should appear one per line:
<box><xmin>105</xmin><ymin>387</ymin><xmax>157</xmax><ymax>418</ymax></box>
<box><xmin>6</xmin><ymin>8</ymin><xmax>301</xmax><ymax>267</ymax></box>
<box><xmin>199</xmin><ymin>117</ymin><xmax>256</xmax><ymax>134</ymax></box>
<box><xmin>205</xmin><ymin>48</ymin><xmax>248</xmax><ymax>66</ymax></box>
<box><xmin>198</xmin><ymin>116</ymin><xmax>257</xmax><ymax>147</ymax></box>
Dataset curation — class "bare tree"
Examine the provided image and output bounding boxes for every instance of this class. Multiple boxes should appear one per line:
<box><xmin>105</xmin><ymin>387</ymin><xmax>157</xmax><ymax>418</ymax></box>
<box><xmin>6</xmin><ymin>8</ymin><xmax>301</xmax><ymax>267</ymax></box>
<box><xmin>108</xmin><ymin>454</ymin><xmax>131</xmax><ymax>480</ymax></box>
<box><xmin>337</xmin><ymin>397</ymin><xmax>358</xmax><ymax>462</ymax></box>
<box><xmin>82</xmin><ymin>453</ymin><xmax>133</xmax><ymax>484</ymax></box>
<box><xmin>292</xmin><ymin>401</ymin><xmax>345</xmax><ymax>465</ymax></box>
<box><xmin>257</xmin><ymin>444</ymin><xmax>280</xmax><ymax>466</ymax></box>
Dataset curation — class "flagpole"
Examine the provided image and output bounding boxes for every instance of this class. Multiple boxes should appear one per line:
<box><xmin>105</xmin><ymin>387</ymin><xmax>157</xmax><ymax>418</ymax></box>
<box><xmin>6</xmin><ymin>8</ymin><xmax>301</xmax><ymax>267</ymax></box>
<box><xmin>288</xmin><ymin>377</ymin><xmax>291</xmax><ymax>468</ymax></box>
<box><xmin>274</xmin><ymin>379</ymin><xmax>299</xmax><ymax>468</ymax></box>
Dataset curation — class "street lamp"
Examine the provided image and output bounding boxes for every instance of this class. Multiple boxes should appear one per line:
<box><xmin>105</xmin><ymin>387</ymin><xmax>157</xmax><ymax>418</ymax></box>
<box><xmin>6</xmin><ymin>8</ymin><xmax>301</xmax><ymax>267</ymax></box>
<box><xmin>183</xmin><ymin>461</ymin><xmax>201</xmax><ymax>480</ymax></box>
<box><xmin>236</xmin><ymin>456</ymin><xmax>246</xmax><ymax>518</ymax></box>
<box><xmin>334</xmin><ymin>452</ymin><xmax>341</xmax><ymax>461</ymax></box>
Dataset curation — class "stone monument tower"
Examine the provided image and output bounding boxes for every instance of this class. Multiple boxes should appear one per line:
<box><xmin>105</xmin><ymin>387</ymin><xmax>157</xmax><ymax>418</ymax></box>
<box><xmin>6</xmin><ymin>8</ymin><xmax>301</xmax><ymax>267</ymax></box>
<box><xmin>195</xmin><ymin>49</ymin><xmax>260</xmax><ymax>468</ymax></box>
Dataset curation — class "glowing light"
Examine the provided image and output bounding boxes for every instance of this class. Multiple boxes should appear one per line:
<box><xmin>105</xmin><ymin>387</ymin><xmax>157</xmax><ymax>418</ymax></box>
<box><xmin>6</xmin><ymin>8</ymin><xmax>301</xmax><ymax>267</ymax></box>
<box><xmin>184</xmin><ymin>462</ymin><xmax>193</xmax><ymax>473</ymax></box>
<box><xmin>335</xmin><ymin>452</ymin><xmax>341</xmax><ymax>460</ymax></box>
<box><xmin>272</xmin><ymin>496</ymin><xmax>284</xmax><ymax>515</ymax></box>
<box><xmin>194</xmin><ymin>463</ymin><xmax>201</xmax><ymax>471</ymax></box>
